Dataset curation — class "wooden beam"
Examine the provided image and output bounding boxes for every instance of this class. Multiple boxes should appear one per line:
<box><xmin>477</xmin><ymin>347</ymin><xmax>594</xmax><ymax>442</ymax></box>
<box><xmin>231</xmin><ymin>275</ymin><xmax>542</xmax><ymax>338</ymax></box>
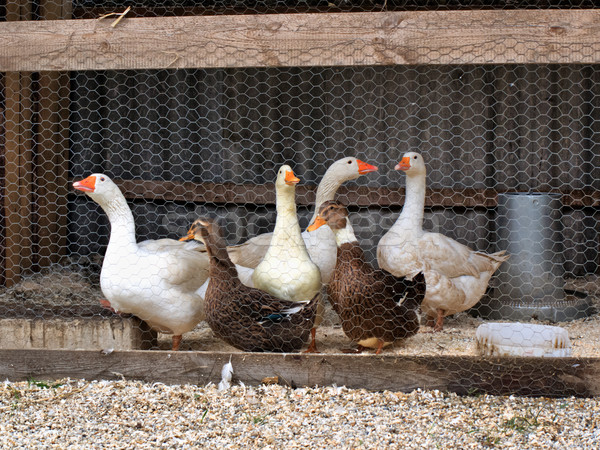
<box><xmin>2</xmin><ymin>1</ymin><xmax>33</xmax><ymax>287</ymax></box>
<box><xmin>113</xmin><ymin>179</ymin><xmax>500</xmax><ymax>208</ymax></box>
<box><xmin>0</xmin><ymin>73</ymin><xmax>4</xmax><ymax>286</ymax></box>
<box><xmin>35</xmin><ymin>0</ymin><xmax>72</xmax><ymax>268</ymax></box>
<box><xmin>0</xmin><ymin>350</ymin><xmax>598</xmax><ymax>397</ymax></box>
<box><xmin>69</xmin><ymin>178</ymin><xmax>600</xmax><ymax>209</ymax></box>
<box><xmin>1</xmin><ymin>10</ymin><xmax>600</xmax><ymax>72</ymax></box>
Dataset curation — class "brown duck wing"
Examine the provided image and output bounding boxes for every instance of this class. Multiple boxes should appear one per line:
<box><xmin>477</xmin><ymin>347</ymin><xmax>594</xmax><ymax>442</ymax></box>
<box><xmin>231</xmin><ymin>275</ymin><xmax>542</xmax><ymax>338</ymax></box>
<box><xmin>206</xmin><ymin>282</ymin><xmax>317</xmax><ymax>352</ymax></box>
<box><xmin>237</xmin><ymin>284</ymin><xmax>310</xmax><ymax>321</ymax></box>
<box><xmin>369</xmin><ymin>268</ymin><xmax>426</xmax><ymax>308</ymax></box>
<box><xmin>332</xmin><ymin>256</ymin><xmax>425</xmax><ymax>344</ymax></box>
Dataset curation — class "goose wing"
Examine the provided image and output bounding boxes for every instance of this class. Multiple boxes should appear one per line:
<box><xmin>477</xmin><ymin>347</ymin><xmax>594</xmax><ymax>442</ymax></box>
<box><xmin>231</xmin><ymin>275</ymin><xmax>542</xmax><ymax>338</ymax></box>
<box><xmin>418</xmin><ymin>232</ymin><xmax>500</xmax><ymax>278</ymax></box>
<box><xmin>138</xmin><ymin>238</ymin><xmax>209</xmax><ymax>288</ymax></box>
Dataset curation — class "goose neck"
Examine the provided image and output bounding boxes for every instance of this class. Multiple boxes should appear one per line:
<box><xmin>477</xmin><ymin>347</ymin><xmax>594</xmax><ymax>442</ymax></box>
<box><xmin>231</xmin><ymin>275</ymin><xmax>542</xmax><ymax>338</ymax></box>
<box><xmin>273</xmin><ymin>187</ymin><xmax>303</xmax><ymax>239</ymax></box>
<box><xmin>309</xmin><ymin>174</ymin><xmax>344</xmax><ymax>225</ymax></box>
<box><xmin>100</xmin><ymin>194</ymin><xmax>137</xmax><ymax>248</ymax></box>
<box><xmin>276</xmin><ymin>186</ymin><xmax>297</xmax><ymax>216</ymax></box>
<box><xmin>396</xmin><ymin>172</ymin><xmax>426</xmax><ymax>230</ymax></box>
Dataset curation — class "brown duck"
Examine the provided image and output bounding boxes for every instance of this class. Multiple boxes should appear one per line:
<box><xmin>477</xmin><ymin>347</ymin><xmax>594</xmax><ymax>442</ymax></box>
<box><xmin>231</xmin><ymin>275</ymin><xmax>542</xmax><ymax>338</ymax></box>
<box><xmin>307</xmin><ymin>201</ymin><xmax>426</xmax><ymax>354</ymax></box>
<box><xmin>181</xmin><ymin>218</ymin><xmax>319</xmax><ymax>353</ymax></box>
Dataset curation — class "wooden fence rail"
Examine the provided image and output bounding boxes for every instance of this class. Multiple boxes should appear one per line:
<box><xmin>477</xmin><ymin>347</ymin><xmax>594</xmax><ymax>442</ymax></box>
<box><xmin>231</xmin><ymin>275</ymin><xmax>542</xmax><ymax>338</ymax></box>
<box><xmin>1</xmin><ymin>350</ymin><xmax>599</xmax><ymax>397</ymax></box>
<box><xmin>1</xmin><ymin>10</ymin><xmax>600</xmax><ymax>72</ymax></box>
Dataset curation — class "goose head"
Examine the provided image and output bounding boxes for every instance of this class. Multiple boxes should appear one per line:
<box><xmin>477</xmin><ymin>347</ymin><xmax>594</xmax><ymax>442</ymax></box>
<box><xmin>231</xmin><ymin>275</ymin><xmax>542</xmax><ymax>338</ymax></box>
<box><xmin>307</xmin><ymin>201</ymin><xmax>348</xmax><ymax>232</ymax></box>
<box><xmin>327</xmin><ymin>157</ymin><xmax>378</xmax><ymax>182</ymax></box>
<box><xmin>307</xmin><ymin>157</ymin><xmax>377</xmax><ymax>228</ymax></box>
<box><xmin>73</xmin><ymin>173</ymin><xmax>123</xmax><ymax>206</ymax></box>
<box><xmin>395</xmin><ymin>152</ymin><xmax>426</xmax><ymax>176</ymax></box>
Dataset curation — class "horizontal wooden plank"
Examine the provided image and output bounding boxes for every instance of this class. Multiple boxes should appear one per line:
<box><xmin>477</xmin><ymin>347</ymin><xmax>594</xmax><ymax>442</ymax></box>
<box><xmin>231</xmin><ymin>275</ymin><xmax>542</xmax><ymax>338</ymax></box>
<box><xmin>116</xmin><ymin>180</ymin><xmax>499</xmax><ymax>208</ymax></box>
<box><xmin>0</xmin><ymin>349</ymin><xmax>598</xmax><ymax>397</ymax></box>
<box><xmin>69</xmin><ymin>178</ymin><xmax>600</xmax><ymax>208</ymax></box>
<box><xmin>2</xmin><ymin>10</ymin><xmax>600</xmax><ymax>71</ymax></box>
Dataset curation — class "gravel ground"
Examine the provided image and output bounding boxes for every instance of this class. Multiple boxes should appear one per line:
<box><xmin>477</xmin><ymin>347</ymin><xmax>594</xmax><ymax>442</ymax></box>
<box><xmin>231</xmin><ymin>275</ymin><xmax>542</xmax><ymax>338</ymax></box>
<box><xmin>1</xmin><ymin>379</ymin><xmax>599</xmax><ymax>449</ymax></box>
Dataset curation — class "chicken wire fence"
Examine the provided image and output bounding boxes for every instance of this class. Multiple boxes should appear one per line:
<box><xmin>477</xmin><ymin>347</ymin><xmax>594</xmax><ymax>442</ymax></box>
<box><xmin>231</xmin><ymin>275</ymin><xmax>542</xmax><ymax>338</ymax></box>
<box><xmin>0</xmin><ymin>1</ymin><xmax>599</xmax><ymax>377</ymax></box>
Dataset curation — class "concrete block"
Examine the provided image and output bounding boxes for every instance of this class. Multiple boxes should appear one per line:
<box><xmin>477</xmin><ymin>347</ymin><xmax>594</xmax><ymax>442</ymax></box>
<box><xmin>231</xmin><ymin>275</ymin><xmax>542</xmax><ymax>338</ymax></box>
<box><xmin>0</xmin><ymin>317</ymin><xmax>157</xmax><ymax>350</ymax></box>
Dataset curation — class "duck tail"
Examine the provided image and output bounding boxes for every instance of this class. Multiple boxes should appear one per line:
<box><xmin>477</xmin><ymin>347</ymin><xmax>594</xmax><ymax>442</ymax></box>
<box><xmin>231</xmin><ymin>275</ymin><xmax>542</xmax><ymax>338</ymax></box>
<box><xmin>299</xmin><ymin>292</ymin><xmax>321</xmax><ymax>326</ymax></box>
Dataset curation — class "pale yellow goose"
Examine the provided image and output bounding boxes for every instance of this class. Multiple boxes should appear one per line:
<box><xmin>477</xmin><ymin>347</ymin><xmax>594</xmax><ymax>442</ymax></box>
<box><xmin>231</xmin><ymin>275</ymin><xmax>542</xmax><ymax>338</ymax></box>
<box><xmin>377</xmin><ymin>152</ymin><xmax>509</xmax><ymax>331</ymax></box>
<box><xmin>251</xmin><ymin>165</ymin><xmax>323</xmax><ymax>351</ymax></box>
<box><xmin>193</xmin><ymin>158</ymin><xmax>378</xmax><ymax>301</ymax></box>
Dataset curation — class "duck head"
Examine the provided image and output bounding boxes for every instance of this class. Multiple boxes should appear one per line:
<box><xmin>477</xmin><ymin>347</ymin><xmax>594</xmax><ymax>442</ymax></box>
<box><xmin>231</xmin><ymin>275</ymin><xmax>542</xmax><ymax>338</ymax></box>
<box><xmin>276</xmin><ymin>164</ymin><xmax>300</xmax><ymax>188</ymax></box>
<box><xmin>180</xmin><ymin>217</ymin><xmax>218</xmax><ymax>245</ymax></box>
<box><xmin>274</xmin><ymin>165</ymin><xmax>301</xmax><ymax>206</ymax></box>
<box><xmin>395</xmin><ymin>152</ymin><xmax>426</xmax><ymax>176</ymax></box>
<box><xmin>307</xmin><ymin>200</ymin><xmax>348</xmax><ymax>232</ymax></box>
<box><xmin>73</xmin><ymin>173</ymin><xmax>121</xmax><ymax>204</ymax></box>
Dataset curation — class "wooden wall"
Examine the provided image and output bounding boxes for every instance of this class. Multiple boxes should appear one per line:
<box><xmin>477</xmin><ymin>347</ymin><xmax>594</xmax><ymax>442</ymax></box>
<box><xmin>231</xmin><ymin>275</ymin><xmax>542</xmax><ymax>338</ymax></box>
<box><xmin>68</xmin><ymin>64</ymin><xmax>600</xmax><ymax>276</ymax></box>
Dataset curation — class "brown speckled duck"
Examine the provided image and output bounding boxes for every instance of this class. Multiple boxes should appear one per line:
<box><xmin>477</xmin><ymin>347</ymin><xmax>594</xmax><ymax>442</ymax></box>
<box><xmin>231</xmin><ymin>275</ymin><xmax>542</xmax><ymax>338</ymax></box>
<box><xmin>308</xmin><ymin>201</ymin><xmax>426</xmax><ymax>354</ymax></box>
<box><xmin>180</xmin><ymin>218</ymin><xmax>319</xmax><ymax>353</ymax></box>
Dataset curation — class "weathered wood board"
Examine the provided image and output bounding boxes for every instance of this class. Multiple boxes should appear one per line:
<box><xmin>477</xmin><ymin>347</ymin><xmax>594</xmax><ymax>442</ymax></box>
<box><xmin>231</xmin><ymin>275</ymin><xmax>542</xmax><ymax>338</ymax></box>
<box><xmin>0</xmin><ymin>350</ymin><xmax>598</xmax><ymax>398</ymax></box>
<box><xmin>1</xmin><ymin>10</ymin><xmax>600</xmax><ymax>72</ymax></box>
<box><xmin>2</xmin><ymin>1</ymin><xmax>33</xmax><ymax>287</ymax></box>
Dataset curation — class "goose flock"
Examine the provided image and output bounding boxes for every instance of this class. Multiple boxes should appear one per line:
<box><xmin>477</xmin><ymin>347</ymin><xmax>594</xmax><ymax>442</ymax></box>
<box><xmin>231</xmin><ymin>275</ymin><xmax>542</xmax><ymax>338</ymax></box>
<box><xmin>73</xmin><ymin>153</ymin><xmax>508</xmax><ymax>354</ymax></box>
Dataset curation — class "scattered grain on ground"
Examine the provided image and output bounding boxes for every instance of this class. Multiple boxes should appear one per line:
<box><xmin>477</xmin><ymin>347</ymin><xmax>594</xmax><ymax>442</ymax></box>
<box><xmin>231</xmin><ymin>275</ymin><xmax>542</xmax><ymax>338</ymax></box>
<box><xmin>1</xmin><ymin>380</ymin><xmax>599</xmax><ymax>448</ymax></box>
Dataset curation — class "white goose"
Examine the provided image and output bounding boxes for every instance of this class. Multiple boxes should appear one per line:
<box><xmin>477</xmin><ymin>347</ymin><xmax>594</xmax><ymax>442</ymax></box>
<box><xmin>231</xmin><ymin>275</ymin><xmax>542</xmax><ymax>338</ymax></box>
<box><xmin>224</xmin><ymin>157</ymin><xmax>378</xmax><ymax>283</ymax></box>
<box><xmin>73</xmin><ymin>173</ymin><xmax>209</xmax><ymax>350</ymax></box>
<box><xmin>251</xmin><ymin>165</ymin><xmax>323</xmax><ymax>352</ymax></box>
<box><xmin>377</xmin><ymin>152</ymin><xmax>509</xmax><ymax>331</ymax></box>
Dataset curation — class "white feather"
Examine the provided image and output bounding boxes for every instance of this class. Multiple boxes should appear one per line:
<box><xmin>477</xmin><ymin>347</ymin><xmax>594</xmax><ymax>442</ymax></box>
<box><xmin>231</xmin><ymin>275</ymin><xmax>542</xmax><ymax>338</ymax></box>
<box><xmin>218</xmin><ymin>357</ymin><xmax>234</xmax><ymax>391</ymax></box>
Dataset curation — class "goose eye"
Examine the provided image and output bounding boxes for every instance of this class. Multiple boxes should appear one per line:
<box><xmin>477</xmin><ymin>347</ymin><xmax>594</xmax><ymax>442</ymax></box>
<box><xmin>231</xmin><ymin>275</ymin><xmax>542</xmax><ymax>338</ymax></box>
<box><xmin>413</xmin><ymin>156</ymin><xmax>418</xmax><ymax>160</ymax></box>
<box><xmin>347</xmin><ymin>160</ymin><xmax>352</xmax><ymax>164</ymax></box>
<box><xmin>100</xmin><ymin>177</ymin><xmax>105</xmax><ymax>181</ymax></box>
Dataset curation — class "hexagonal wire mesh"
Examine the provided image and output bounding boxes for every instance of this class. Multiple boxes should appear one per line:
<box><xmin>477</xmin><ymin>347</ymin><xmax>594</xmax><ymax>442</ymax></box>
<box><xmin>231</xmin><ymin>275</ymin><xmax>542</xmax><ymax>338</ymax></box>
<box><xmin>0</xmin><ymin>1</ymin><xmax>599</xmax><ymax>374</ymax></box>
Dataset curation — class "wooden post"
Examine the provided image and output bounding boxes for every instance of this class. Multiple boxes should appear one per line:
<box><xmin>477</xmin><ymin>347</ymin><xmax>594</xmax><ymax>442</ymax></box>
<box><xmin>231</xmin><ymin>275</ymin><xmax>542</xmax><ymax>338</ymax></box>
<box><xmin>3</xmin><ymin>0</ymin><xmax>33</xmax><ymax>287</ymax></box>
<box><xmin>35</xmin><ymin>0</ymin><xmax>72</xmax><ymax>268</ymax></box>
<box><xmin>0</xmin><ymin>73</ymin><xmax>4</xmax><ymax>286</ymax></box>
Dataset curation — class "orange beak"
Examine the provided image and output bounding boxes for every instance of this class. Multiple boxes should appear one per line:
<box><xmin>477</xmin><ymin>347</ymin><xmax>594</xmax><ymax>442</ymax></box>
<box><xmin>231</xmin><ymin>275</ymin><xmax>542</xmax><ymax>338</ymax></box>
<box><xmin>395</xmin><ymin>156</ymin><xmax>411</xmax><ymax>171</ymax></box>
<box><xmin>307</xmin><ymin>215</ymin><xmax>327</xmax><ymax>232</ymax></box>
<box><xmin>73</xmin><ymin>175</ymin><xmax>97</xmax><ymax>192</ymax></box>
<box><xmin>179</xmin><ymin>230</ymin><xmax>195</xmax><ymax>242</ymax></box>
<box><xmin>357</xmin><ymin>160</ymin><xmax>378</xmax><ymax>174</ymax></box>
<box><xmin>285</xmin><ymin>170</ymin><xmax>300</xmax><ymax>186</ymax></box>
